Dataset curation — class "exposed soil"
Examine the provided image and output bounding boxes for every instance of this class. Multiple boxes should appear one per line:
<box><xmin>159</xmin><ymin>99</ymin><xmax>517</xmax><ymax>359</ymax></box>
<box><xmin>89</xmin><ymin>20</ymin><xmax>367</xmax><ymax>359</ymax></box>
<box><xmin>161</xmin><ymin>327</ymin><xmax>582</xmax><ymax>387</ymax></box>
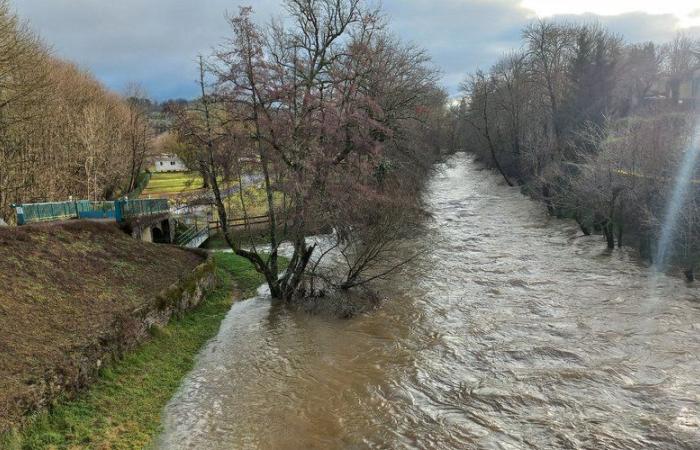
<box><xmin>0</xmin><ymin>221</ymin><xmax>203</xmax><ymax>432</ymax></box>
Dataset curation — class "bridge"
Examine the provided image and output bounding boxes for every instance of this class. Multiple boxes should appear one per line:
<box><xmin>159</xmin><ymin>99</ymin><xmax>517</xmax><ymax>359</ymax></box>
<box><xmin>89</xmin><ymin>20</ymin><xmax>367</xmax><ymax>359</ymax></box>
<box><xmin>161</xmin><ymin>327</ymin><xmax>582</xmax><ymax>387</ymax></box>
<box><xmin>12</xmin><ymin>198</ymin><xmax>169</xmax><ymax>225</ymax></box>
<box><xmin>11</xmin><ymin>198</ymin><xmax>209</xmax><ymax>248</ymax></box>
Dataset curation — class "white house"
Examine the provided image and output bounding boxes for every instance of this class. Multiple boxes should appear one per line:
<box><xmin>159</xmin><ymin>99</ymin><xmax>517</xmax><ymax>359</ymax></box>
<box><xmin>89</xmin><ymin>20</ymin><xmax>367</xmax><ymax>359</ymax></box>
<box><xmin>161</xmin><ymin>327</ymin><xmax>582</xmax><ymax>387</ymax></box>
<box><xmin>152</xmin><ymin>153</ymin><xmax>187</xmax><ymax>172</ymax></box>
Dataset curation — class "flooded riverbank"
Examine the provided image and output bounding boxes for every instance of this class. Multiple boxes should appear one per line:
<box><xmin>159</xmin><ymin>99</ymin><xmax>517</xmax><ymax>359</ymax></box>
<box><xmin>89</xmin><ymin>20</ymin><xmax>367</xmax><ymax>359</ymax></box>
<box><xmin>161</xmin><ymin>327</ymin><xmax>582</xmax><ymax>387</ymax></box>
<box><xmin>159</xmin><ymin>153</ymin><xmax>700</xmax><ymax>449</ymax></box>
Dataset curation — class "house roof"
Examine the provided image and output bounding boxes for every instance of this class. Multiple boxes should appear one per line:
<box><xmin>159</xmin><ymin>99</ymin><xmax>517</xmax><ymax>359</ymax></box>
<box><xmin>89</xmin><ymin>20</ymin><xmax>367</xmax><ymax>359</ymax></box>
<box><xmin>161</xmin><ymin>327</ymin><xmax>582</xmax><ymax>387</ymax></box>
<box><xmin>152</xmin><ymin>153</ymin><xmax>181</xmax><ymax>160</ymax></box>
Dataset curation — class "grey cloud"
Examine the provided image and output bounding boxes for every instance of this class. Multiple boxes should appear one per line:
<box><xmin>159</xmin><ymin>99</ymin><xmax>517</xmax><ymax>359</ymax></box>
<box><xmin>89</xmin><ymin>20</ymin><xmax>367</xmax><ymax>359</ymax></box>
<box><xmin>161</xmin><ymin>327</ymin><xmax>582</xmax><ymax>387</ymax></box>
<box><xmin>547</xmin><ymin>11</ymin><xmax>700</xmax><ymax>43</ymax></box>
<box><xmin>382</xmin><ymin>0</ymin><xmax>529</xmax><ymax>93</ymax></box>
<box><xmin>11</xmin><ymin>0</ymin><xmax>700</xmax><ymax>100</ymax></box>
<box><xmin>14</xmin><ymin>0</ymin><xmax>281</xmax><ymax>99</ymax></box>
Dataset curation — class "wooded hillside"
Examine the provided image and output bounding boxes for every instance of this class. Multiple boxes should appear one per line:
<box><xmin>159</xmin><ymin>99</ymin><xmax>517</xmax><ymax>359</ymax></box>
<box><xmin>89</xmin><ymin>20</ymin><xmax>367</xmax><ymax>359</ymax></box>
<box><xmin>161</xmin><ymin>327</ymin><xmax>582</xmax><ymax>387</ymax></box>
<box><xmin>0</xmin><ymin>1</ymin><xmax>150</xmax><ymax>223</ymax></box>
<box><xmin>454</xmin><ymin>22</ymin><xmax>700</xmax><ymax>275</ymax></box>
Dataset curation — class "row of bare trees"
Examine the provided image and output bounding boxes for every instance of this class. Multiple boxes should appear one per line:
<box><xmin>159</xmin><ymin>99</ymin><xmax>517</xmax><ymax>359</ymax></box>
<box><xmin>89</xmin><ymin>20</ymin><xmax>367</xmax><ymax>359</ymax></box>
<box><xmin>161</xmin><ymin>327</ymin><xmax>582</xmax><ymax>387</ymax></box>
<box><xmin>170</xmin><ymin>0</ymin><xmax>448</xmax><ymax>300</ymax></box>
<box><xmin>455</xmin><ymin>20</ymin><xmax>700</xmax><ymax>277</ymax></box>
<box><xmin>0</xmin><ymin>1</ymin><xmax>152</xmax><ymax>223</ymax></box>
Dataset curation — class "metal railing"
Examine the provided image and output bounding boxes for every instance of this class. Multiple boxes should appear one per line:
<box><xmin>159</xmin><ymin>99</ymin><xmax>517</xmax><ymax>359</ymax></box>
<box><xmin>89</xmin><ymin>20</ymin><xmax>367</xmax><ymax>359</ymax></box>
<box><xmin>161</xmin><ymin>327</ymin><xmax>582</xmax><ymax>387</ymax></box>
<box><xmin>118</xmin><ymin>198</ymin><xmax>169</xmax><ymax>220</ymax></box>
<box><xmin>76</xmin><ymin>201</ymin><xmax>116</xmax><ymax>219</ymax></box>
<box><xmin>12</xmin><ymin>201</ymin><xmax>77</xmax><ymax>225</ymax></box>
<box><xmin>175</xmin><ymin>224</ymin><xmax>209</xmax><ymax>247</ymax></box>
<box><xmin>13</xmin><ymin>198</ymin><xmax>170</xmax><ymax>225</ymax></box>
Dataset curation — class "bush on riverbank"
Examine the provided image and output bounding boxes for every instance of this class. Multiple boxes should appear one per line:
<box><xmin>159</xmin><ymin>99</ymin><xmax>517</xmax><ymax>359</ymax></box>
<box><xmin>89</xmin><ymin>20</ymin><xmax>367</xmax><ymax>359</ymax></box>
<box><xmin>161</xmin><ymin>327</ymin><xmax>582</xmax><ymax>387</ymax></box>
<box><xmin>290</xmin><ymin>287</ymin><xmax>384</xmax><ymax>319</ymax></box>
<box><xmin>2</xmin><ymin>253</ymin><xmax>268</xmax><ymax>449</ymax></box>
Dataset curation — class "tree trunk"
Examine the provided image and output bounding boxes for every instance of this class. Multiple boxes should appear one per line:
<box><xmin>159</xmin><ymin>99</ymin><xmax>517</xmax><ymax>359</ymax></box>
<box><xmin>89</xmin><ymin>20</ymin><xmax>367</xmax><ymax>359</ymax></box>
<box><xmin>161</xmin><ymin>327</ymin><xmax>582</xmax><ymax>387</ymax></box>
<box><xmin>603</xmin><ymin>221</ymin><xmax>615</xmax><ymax>250</ymax></box>
<box><xmin>616</xmin><ymin>224</ymin><xmax>623</xmax><ymax>248</ymax></box>
<box><xmin>574</xmin><ymin>213</ymin><xmax>591</xmax><ymax>236</ymax></box>
<box><xmin>684</xmin><ymin>267</ymin><xmax>695</xmax><ymax>282</ymax></box>
<box><xmin>279</xmin><ymin>235</ymin><xmax>315</xmax><ymax>300</ymax></box>
<box><xmin>489</xmin><ymin>143</ymin><xmax>514</xmax><ymax>187</ymax></box>
<box><xmin>476</xmin><ymin>84</ymin><xmax>514</xmax><ymax>187</ymax></box>
<box><xmin>542</xmin><ymin>184</ymin><xmax>554</xmax><ymax>214</ymax></box>
<box><xmin>199</xmin><ymin>162</ymin><xmax>210</xmax><ymax>189</ymax></box>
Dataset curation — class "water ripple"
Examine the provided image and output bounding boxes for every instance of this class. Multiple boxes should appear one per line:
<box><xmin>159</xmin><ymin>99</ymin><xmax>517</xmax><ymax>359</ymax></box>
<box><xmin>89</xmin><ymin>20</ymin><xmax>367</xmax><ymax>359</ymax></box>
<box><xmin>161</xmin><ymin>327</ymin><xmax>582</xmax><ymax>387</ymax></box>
<box><xmin>158</xmin><ymin>154</ymin><xmax>700</xmax><ymax>449</ymax></box>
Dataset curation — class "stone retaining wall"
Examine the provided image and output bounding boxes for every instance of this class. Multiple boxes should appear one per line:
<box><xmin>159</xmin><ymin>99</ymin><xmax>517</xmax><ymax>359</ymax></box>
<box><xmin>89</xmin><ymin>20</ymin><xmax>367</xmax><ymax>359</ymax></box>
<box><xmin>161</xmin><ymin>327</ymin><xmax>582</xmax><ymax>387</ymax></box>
<box><xmin>11</xmin><ymin>255</ymin><xmax>217</xmax><ymax>431</ymax></box>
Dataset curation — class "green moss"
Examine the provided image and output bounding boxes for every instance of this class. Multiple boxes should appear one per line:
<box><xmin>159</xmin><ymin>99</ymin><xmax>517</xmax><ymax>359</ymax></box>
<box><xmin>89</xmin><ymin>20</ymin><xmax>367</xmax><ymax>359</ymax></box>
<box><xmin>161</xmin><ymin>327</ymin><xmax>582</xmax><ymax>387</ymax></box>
<box><xmin>3</xmin><ymin>253</ymin><xmax>274</xmax><ymax>450</ymax></box>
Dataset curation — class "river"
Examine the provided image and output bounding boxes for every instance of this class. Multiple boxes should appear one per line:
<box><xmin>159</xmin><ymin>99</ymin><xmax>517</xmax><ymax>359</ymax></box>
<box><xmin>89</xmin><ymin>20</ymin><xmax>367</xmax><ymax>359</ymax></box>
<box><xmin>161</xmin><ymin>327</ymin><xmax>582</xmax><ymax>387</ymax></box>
<box><xmin>158</xmin><ymin>153</ymin><xmax>700</xmax><ymax>449</ymax></box>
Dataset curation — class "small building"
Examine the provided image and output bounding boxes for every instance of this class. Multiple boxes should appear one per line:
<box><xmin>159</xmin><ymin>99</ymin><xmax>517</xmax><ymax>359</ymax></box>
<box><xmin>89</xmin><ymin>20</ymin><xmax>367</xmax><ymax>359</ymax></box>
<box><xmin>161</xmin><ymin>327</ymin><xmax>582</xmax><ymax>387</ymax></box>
<box><xmin>679</xmin><ymin>68</ymin><xmax>700</xmax><ymax>103</ymax></box>
<box><xmin>152</xmin><ymin>153</ymin><xmax>187</xmax><ymax>172</ymax></box>
<box><xmin>660</xmin><ymin>67</ymin><xmax>700</xmax><ymax>106</ymax></box>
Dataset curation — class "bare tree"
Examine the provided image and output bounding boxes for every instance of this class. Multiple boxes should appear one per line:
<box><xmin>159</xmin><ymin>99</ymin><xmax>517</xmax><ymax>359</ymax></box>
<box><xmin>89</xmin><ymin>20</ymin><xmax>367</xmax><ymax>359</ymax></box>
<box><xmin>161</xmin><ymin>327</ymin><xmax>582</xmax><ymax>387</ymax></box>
<box><xmin>661</xmin><ymin>34</ymin><xmax>700</xmax><ymax>104</ymax></box>
<box><xmin>456</xmin><ymin>18</ymin><xmax>700</xmax><ymax>272</ymax></box>
<box><xmin>192</xmin><ymin>1</ymin><xmax>442</xmax><ymax>300</ymax></box>
<box><xmin>124</xmin><ymin>84</ymin><xmax>152</xmax><ymax>193</ymax></box>
<box><xmin>523</xmin><ymin>20</ymin><xmax>575</xmax><ymax>151</ymax></box>
<box><xmin>461</xmin><ymin>71</ymin><xmax>514</xmax><ymax>186</ymax></box>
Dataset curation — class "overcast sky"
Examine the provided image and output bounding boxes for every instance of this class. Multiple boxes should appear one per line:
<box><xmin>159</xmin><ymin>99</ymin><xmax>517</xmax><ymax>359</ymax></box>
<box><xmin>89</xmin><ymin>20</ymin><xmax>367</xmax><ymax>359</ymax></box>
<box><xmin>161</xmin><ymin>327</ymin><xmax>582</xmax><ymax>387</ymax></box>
<box><xmin>13</xmin><ymin>0</ymin><xmax>700</xmax><ymax>100</ymax></box>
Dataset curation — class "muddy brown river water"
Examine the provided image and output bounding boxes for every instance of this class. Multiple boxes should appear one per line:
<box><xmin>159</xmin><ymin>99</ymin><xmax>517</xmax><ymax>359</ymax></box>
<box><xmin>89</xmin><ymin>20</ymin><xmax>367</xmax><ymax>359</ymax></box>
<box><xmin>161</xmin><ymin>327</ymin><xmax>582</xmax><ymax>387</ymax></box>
<box><xmin>158</xmin><ymin>153</ymin><xmax>700</xmax><ymax>449</ymax></box>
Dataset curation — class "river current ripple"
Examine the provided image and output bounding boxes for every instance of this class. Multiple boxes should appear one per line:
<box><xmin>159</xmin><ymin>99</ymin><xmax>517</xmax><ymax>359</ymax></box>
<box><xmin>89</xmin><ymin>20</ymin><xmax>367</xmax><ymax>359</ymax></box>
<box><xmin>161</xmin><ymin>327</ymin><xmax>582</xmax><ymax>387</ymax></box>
<box><xmin>159</xmin><ymin>153</ymin><xmax>700</xmax><ymax>449</ymax></box>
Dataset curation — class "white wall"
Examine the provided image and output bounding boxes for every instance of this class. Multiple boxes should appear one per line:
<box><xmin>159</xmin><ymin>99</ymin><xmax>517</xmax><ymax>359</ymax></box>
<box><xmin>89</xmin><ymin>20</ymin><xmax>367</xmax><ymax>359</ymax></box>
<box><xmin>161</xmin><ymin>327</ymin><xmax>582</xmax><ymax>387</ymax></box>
<box><xmin>154</xmin><ymin>155</ymin><xmax>188</xmax><ymax>172</ymax></box>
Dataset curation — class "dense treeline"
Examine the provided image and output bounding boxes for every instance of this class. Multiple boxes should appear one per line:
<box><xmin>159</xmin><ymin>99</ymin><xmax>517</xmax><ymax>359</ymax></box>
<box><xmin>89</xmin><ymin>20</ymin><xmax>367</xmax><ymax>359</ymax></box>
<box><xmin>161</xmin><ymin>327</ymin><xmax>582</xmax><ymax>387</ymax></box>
<box><xmin>0</xmin><ymin>1</ymin><xmax>151</xmax><ymax>223</ymax></box>
<box><xmin>170</xmin><ymin>0</ymin><xmax>447</xmax><ymax>301</ymax></box>
<box><xmin>455</xmin><ymin>21</ymin><xmax>700</xmax><ymax>278</ymax></box>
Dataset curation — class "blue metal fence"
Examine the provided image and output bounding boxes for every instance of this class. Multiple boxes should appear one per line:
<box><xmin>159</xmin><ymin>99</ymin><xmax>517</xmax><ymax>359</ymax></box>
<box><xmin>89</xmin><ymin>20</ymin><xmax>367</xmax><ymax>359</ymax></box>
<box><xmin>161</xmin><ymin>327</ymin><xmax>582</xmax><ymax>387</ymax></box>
<box><xmin>13</xmin><ymin>198</ymin><xmax>170</xmax><ymax>225</ymax></box>
<box><xmin>12</xmin><ymin>201</ymin><xmax>76</xmax><ymax>225</ymax></box>
<box><xmin>76</xmin><ymin>201</ymin><xmax>117</xmax><ymax>219</ymax></box>
<box><xmin>118</xmin><ymin>199</ymin><xmax>169</xmax><ymax>220</ymax></box>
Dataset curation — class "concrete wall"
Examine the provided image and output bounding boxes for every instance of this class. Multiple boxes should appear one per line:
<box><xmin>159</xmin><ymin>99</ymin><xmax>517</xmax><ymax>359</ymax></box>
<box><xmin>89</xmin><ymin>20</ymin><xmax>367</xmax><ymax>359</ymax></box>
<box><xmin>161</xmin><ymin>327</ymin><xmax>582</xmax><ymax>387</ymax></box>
<box><xmin>130</xmin><ymin>218</ymin><xmax>174</xmax><ymax>244</ymax></box>
<box><xmin>140</xmin><ymin>226</ymin><xmax>153</xmax><ymax>243</ymax></box>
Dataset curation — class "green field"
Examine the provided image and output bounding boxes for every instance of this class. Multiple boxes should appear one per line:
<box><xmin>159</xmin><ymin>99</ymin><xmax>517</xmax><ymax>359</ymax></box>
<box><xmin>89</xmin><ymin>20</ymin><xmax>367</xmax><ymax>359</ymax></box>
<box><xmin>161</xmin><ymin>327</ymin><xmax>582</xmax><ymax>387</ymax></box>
<box><xmin>220</xmin><ymin>185</ymin><xmax>283</xmax><ymax>218</ymax></box>
<box><xmin>140</xmin><ymin>171</ymin><xmax>206</xmax><ymax>198</ymax></box>
<box><xmin>4</xmin><ymin>253</ymin><xmax>278</xmax><ymax>450</ymax></box>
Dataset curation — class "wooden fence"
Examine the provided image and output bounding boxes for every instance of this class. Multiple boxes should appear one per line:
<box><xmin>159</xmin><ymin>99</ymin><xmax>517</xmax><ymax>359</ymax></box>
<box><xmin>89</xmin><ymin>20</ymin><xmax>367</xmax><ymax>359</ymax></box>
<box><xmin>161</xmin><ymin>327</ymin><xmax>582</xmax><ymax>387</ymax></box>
<box><xmin>208</xmin><ymin>214</ymin><xmax>271</xmax><ymax>230</ymax></box>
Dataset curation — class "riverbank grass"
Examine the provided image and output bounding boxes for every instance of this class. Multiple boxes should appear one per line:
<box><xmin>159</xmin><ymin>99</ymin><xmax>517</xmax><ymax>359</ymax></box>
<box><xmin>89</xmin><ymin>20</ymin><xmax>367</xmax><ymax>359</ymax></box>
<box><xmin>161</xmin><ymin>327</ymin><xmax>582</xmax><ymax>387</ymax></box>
<box><xmin>3</xmin><ymin>253</ymin><xmax>267</xmax><ymax>450</ymax></box>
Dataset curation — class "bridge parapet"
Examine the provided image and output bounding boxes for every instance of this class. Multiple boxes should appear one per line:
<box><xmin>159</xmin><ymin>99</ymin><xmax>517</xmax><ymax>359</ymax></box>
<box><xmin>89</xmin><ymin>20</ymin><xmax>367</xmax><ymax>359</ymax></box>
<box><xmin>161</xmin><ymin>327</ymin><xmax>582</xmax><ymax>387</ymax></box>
<box><xmin>13</xmin><ymin>198</ymin><xmax>169</xmax><ymax>225</ymax></box>
<box><xmin>117</xmin><ymin>198</ymin><xmax>169</xmax><ymax>221</ymax></box>
<box><xmin>12</xmin><ymin>197</ymin><xmax>212</xmax><ymax>249</ymax></box>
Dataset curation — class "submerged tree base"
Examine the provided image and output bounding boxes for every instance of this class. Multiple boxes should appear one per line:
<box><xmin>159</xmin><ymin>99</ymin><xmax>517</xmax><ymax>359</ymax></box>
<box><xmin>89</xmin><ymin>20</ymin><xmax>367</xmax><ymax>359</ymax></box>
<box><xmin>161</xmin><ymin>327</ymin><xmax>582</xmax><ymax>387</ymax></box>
<box><xmin>288</xmin><ymin>287</ymin><xmax>384</xmax><ymax>319</ymax></box>
<box><xmin>684</xmin><ymin>267</ymin><xmax>695</xmax><ymax>282</ymax></box>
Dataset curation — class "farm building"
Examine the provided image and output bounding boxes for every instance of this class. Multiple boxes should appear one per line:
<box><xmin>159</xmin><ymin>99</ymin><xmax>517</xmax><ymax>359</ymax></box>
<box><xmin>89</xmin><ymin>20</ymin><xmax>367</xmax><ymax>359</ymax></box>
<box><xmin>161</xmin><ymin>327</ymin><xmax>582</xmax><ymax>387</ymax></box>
<box><xmin>151</xmin><ymin>153</ymin><xmax>187</xmax><ymax>172</ymax></box>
